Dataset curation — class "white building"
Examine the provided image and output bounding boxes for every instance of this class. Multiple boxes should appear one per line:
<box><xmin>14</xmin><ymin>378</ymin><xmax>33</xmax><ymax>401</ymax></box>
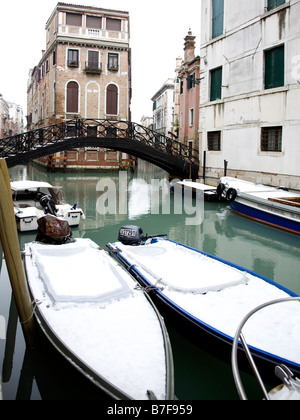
<box><xmin>151</xmin><ymin>78</ymin><xmax>175</xmax><ymax>137</ymax></box>
<box><xmin>199</xmin><ymin>0</ymin><xmax>300</xmax><ymax>189</ymax></box>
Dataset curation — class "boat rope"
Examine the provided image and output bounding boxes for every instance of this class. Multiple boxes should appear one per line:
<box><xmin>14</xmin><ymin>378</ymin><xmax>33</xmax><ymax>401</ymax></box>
<box><xmin>20</xmin><ymin>299</ymin><xmax>43</xmax><ymax>325</ymax></box>
<box><xmin>127</xmin><ymin>263</ymin><xmax>136</xmax><ymax>271</ymax></box>
<box><xmin>134</xmin><ymin>280</ymin><xmax>164</xmax><ymax>293</ymax></box>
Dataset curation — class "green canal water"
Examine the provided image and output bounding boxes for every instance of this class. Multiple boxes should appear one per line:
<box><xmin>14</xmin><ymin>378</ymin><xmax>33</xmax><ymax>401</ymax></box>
<box><xmin>0</xmin><ymin>161</ymin><xmax>299</xmax><ymax>400</ymax></box>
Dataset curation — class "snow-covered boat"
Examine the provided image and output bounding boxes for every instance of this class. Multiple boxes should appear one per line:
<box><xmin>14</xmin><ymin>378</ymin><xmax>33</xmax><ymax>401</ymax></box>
<box><xmin>107</xmin><ymin>225</ymin><xmax>300</xmax><ymax>378</ymax></box>
<box><xmin>11</xmin><ymin>181</ymin><xmax>85</xmax><ymax>232</ymax></box>
<box><xmin>217</xmin><ymin>177</ymin><xmax>300</xmax><ymax>235</ymax></box>
<box><xmin>24</xmin><ymin>237</ymin><xmax>174</xmax><ymax>400</ymax></box>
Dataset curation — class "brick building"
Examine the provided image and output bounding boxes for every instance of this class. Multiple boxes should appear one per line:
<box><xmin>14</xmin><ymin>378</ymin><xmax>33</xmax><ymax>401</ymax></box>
<box><xmin>177</xmin><ymin>30</ymin><xmax>200</xmax><ymax>152</ymax></box>
<box><xmin>27</xmin><ymin>2</ymin><xmax>131</xmax><ymax>170</ymax></box>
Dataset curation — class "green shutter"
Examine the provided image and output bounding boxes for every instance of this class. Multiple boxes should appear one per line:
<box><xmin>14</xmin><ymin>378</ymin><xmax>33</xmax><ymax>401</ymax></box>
<box><xmin>212</xmin><ymin>0</ymin><xmax>224</xmax><ymax>38</ymax></box>
<box><xmin>265</xmin><ymin>45</ymin><xmax>284</xmax><ymax>89</ymax></box>
<box><xmin>210</xmin><ymin>67</ymin><xmax>222</xmax><ymax>101</ymax></box>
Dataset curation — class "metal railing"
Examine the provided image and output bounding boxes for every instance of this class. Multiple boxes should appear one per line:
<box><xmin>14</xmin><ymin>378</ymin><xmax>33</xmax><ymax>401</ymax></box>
<box><xmin>232</xmin><ymin>297</ymin><xmax>300</xmax><ymax>400</ymax></box>
<box><xmin>0</xmin><ymin>119</ymin><xmax>199</xmax><ymax>169</ymax></box>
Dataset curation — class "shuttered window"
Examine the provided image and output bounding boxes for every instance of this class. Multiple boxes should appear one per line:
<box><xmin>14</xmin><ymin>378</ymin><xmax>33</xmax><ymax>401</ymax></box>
<box><xmin>88</xmin><ymin>51</ymin><xmax>99</xmax><ymax>67</ymax></box>
<box><xmin>67</xmin><ymin>81</ymin><xmax>79</xmax><ymax>113</ymax></box>
<box><xmin>265</xmin><ymin>45</ymin><xmax>284</xmax><ymax>89</ymax></box>
<box><xmin>267</xmin><ymin>0</ymin><xmax>285</xmax><ymax>11</ymax></box>
<box><xmin>210</xmin><ymin>67</ymin><xmax>222</xmax><ymax>101</ymax></box>
<box><xmin>106</xmin><ymin>18</ymin><xmax>121</xmax><ymax>31</ymax></box>
<box><xmin>212</xmin><ymin>0</ymin><xmax>224</xmax><ymax>38</ymax></box>
<box><xmin>106</xmin><ymin>84</ymin><xmax>118</xmax><ymax>115</ymax></box>
<box><xmin>86</xmin><ymin>15</ymin><xmax>102</xmax><ymax>29</ymax></box>
<box><xmin>66</xmin><ymin>13</ymin><xmax>82</xmax><ymax>27</ymax></box>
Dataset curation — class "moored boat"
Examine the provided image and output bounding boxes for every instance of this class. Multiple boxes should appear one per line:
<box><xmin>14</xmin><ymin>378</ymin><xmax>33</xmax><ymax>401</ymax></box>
<box><xmin>24</xmin><ymin>235</ymin><xmax>174</xmax><ymax>400</ymax></box>
<box><xmin>11</xmin><ymin>180</ymin><xmax>85</xmax><ymax>232</ymax></box>
<box><xmin>218</xmin><ymin>177</ymin><xmax>300</xmax><ymax>235</ymax></box>
<box><xmin>107</xmin><ymin>225</ymin><xmax>300</xmax><ymax>378</ymax></box>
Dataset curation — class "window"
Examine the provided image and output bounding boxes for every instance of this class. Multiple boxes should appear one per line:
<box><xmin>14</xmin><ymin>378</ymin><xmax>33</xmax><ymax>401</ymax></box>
<box><xmin>66</xmin><ymin>13</ymin><xmax>82</xmax><ymax>27</ymax></box>
<box><xmin>187</xmin><ymin>74</ymin><xmax>195</xmax><ymax>90</ymax></box>
<box><xmin>212</xmin><ymin>0</ymin><xmax>224</xmax><ymax>38</ymax></box>
<box><xmin>108</xmin><ymin>53</ymin><xmax>119</xmax><ymax>70</ymax></box>
<box><xmin>189</xmin><ymin>108</ymin><xmax>194</xmax><ymax>126</ymax></box>
<box><xmin>68</xmin><ymin>49</ymin><xmax>79</xmax><ymax>67</ymax></box>
<box><xmin>267</xmin><ymin>0</ymin><xmax>285</xmax><ymax>11</ymax></box>
<box><xmin>106</xmin><ymin>84</ymin><xmax>118</xmax><ymax>115</ymax></box>
<box><xmin>67</xmin><ymin>81</ymin><xmax>79</xmax><ymax>113</ymax></box>
<box><xmin>86</xmin><ymin>15</ymin><xmax>102</xmax><ymax>29</ymax></box>
<box><xmin>261</xmin><ymin>127</ymin><xmax>282</xmax><ymax>152</ymax></box>
<box><xmin>180</xmin><ymin>81</ymin><xmax>184</xmax><ymax>95</ymax></box>
<box><xmin>86</xmin><ymin>51</ymin><xmax>101</xmax><ymax>73</ymax></box>
<box><xmin>208</xmin><ymin>131</ymin><xmax>221</xmax><ymax>151</ymax></box>
<box><xmin>265</xmin><ymin>45</ymin><xmax>284</xmax><ymax>89</ymax></box>
<box><xmin>88</xmin><ymin>51</ymin><xmax>99</xmax><ymax>67</ymax></box>
<box><xmin>210</xmin><ymin>67</ymin><xmax>222</xmax><ymax>101</ymax></box>
<box><xmin>53</xmin><ymin>50</ymin><xmax>56</xmax><ymax>66</ymax></box>
<box><xmin>106</xmin><ymin>18</ymin><xmax>121</xmax><ymax>31</ymax></box>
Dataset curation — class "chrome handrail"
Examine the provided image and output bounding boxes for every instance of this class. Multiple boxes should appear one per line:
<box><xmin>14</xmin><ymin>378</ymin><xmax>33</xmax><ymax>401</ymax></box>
<box><xmin>231</xmin><ymin>297</ymin><xmax>300</xmax><ymax>400</ymax></box>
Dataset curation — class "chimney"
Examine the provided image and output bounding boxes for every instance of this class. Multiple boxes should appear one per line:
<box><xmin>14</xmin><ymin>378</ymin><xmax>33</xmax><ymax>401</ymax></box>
<box><xmin>184</xmin><ymin>29</ymin><xmax>196</xmax><ymax>63</ymax></box>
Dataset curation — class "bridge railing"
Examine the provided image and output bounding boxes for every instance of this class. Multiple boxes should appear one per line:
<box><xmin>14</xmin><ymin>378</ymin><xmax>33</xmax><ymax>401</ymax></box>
<box><xmin>0</xmin><ymin>119</ymin><xmax>199</xmax><ymax>166</ymax></box>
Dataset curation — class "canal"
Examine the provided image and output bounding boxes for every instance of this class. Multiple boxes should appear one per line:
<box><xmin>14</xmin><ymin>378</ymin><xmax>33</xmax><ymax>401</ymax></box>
<box><xmin>1</xmin><ymin>161</ymin><xmax>300</xmax><ymax>400</ymax></box>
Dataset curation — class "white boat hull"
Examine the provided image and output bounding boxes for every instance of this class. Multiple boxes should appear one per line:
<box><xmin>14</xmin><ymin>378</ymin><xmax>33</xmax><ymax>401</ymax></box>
<box><xmin>24</xmin><ymin>239</ymin><xmax>174</xmax><ymax>400</ymax></box>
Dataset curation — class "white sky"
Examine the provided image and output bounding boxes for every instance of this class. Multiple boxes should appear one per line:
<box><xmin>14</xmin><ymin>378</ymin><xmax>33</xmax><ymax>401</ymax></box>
<box><xmin>0</xmin><ymin>0</ymin><xmax>201</xmax><ymax>123</ymax></box>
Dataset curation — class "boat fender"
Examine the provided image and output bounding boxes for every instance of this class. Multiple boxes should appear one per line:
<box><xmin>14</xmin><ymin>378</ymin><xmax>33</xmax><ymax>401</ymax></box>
<box><xmin>216</xmin><ymin>183</ymin><xmax>225</xmax><ymax>198</ymax></box>
<box><xmin>226</xmin><ymin>188</ymin><xmax>237</xmax><ymax>202</ymax></box>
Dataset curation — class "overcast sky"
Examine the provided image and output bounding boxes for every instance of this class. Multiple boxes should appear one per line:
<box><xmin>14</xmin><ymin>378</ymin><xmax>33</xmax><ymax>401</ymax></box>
<box><xmin>0</xmin><ymin>0</ymin><xmax>201</xmax><ymax>123</ymax></box>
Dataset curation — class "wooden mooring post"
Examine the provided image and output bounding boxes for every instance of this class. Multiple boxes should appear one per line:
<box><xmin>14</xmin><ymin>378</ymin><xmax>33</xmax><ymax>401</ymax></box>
<box><xmin>0</xmin><ymin>159</ymin><xmax>37</xmax><ymax>349</ymax></box>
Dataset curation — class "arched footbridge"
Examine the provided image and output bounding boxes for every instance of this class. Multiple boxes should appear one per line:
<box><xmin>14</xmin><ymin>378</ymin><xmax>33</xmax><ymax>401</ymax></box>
<box><xmin>0</xmin><ymin>119</ymin><xmax>199</xmax><ymax>179</ymax></box>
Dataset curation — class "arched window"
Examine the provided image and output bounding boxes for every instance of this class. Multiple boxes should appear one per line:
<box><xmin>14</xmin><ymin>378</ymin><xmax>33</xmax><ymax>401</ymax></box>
<box><xmin>67</xmin><ymin>81</ymin><xmax>79</xmax><ymax>113</ymax></box>
<box><xmin>106</xmin><ymin>84</ymin><xmax>118</xmax><ymax>115</ymax></box>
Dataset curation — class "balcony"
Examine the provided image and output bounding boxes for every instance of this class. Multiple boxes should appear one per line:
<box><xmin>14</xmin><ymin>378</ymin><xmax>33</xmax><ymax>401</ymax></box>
<box><xmin>85</xmin><ymin>62</ymin><xmax>102</xmax><ymax>74</ymax></box>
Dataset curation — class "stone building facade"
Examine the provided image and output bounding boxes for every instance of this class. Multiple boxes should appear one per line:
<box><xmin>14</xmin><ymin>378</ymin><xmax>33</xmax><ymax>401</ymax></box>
<box><xmin>27</xmin><ymin>2</ymin><xmax>131</xmax><ymax>170</ymax></box>
<box><xmin>199</xmin><ymin>0</ymin><xmax>300</xmax><ymax>189</ymax></box>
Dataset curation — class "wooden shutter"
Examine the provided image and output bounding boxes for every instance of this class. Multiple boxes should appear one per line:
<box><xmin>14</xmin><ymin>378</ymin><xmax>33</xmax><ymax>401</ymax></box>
<box><xmin>88</xmin><ymin>51</ymin><xmax>99</xmax><ymax>67</ymax></box>
<box><xmin>106</xmin><ymin>18</ymin><xmax>121</xmax><ymax>31</ymax></box>
<box><xmin>106</xmin><ymin>84</ymin><xmax>118</xmax><ymax>115</ymax></box>
<box><xmin>210</xmin><ymin>67</ymin><xmax>222</xmax><ymax>101</ymax></box>
<box><xmin>212</xmin><ymin>0</ymin><xmax>224</xmax><ymax>38</ymax></box>
<box><xmin>66</xmin><ymin>13</ymin><xmax>82</xmax><ymax>27</ymax></box>
<box><xmin>86</xmin><ymin>16</ymin><xmax>102</xmax><ymax>29</ymax></box>
<box><xmin>67</xmin><ymin>82</ymin><xmax>79</xmax><ymax>113</ymax></box>
<box><xmin>265</xmin><ymin>45</ymin><xmax>284</xmax><ymax>89</ymax></box>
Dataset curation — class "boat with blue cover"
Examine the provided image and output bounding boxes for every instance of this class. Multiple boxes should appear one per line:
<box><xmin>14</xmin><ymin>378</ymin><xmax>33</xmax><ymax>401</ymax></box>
<box><xmin>218</xmin><ymin>177</ymin><xmax>300</xmax><ymax>235</ymax></box>
<box><xmin>108</xmin><ymin>225</ymin><xmax>300</xmax><ymax>379</ymax></box>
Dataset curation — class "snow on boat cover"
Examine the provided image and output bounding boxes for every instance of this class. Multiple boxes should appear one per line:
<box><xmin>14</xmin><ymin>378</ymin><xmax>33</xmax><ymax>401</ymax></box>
<box><xmin>108</xmin><ymin>236</ymin><xmax>300</xmax><ymax>375</ymax></box>
<box><xmin>24</xmin><ymin>238</ymin><xmax>174</xmax><ymax>400</ymax></box>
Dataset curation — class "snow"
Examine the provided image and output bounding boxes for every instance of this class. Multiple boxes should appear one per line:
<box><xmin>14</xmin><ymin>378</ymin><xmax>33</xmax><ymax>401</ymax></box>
<box><xmin>116</xmin><ymin>239</ymin><xmax>300</xmax><ymax>366</ymax></box>
<box><xmin>24</xmin><ymin>239</ymin><xmax>169</xmax><ymax>400</ymax></box>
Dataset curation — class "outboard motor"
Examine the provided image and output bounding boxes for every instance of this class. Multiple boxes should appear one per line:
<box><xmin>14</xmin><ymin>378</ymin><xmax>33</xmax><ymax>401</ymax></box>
<box><xmin>40</xmin><ymin>194</ymin><xmax>58</xmax><ymax>216</ymax></box>
<box><xmin>118</xmin><ymin>225</ymin><xmax>145</xmax><ymax>245</ymax></box>
<box><xmin>118</xmin><ymin>225</ymin><xmax>167</xmax><ymax>246</ymax></box>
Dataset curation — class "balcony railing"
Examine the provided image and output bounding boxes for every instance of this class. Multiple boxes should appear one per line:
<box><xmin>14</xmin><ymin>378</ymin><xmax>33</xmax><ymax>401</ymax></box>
<box><xmin>85</xmin><ymin>62</ymin><xmax>102</xmax><ymax>74</ymax></box>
